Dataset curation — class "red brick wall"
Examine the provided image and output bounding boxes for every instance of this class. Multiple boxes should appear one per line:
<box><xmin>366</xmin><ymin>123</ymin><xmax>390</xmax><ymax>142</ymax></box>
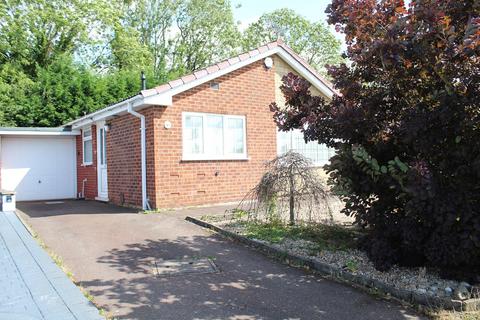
<box><xmin>151</xmin><ymin>60</ymin><xmax>277</xmax><ymax>208</ymax></box>
<box><xmin>106</xmin><ymin>109</ymin><xmax>157</xmax><ymax>208</ymax></box>
<box><xmin>76</xmin><ymin>125</ymin><xmax>97</xmax><ymax>199</ymax></box>
<box><xmin>104</xmin><ymin>59</ymin><xmax>277</xmax><ymax>209</ymax></box>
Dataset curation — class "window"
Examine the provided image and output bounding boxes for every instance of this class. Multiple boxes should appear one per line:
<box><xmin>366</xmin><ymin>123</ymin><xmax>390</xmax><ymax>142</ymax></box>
<box><xmin>83</xmin><ymin>128</ymin><xmax>93</xmax><ymax>165</ymax></box>
<box><xmin>182</xmin><ymin>112</ymin><xmax>247</xmax><ymax>160</ymax></box>
<box><xmin>277</xmin><ymin>129</ymin><xmax>335</xmax><ymax>166</ymax></box>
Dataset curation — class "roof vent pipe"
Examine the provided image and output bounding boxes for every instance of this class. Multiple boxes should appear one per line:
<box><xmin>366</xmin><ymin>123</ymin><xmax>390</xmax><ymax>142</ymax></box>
<box><xmin>141</xmin><ymin>71</ymin><xmax>146</xmax><ymax>90</ymax></box>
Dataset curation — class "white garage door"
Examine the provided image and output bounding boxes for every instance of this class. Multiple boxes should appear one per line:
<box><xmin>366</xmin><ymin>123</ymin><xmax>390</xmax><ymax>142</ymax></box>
<box><xmin>1</xmin><ymin>136</ymin><xmax>76</xmax><ymax>201</ymax></box>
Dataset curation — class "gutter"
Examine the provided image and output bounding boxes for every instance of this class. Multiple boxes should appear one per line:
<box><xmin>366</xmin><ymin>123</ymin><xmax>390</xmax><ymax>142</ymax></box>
<box><xmin>127</xmin><ymin>102</ymin><xmax>150</xmax><ymax>211</ymax></box>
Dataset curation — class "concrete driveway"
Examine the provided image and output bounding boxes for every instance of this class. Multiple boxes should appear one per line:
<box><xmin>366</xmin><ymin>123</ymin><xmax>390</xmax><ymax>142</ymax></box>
<box><xmin>17</xmin><ymin>200</ymin><xmax>423</xmax><ymax>320</ymax></box>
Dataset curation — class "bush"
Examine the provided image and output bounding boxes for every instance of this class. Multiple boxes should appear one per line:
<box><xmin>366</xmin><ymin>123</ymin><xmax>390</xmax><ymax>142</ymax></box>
<box><xmin>270</xmin><ymin>1</ymin><xmax>480</xmax><ymax>279</ymax></box>
<box><xmin>239</xmin><ymin>151</ymin><xmax>332</xmax><ymax>225</ymax></box>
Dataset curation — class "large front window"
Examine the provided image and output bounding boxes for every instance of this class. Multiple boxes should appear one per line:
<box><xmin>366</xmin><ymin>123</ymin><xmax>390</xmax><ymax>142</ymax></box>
<box><xmin>277</xmin><ymin>129</ymin><xmax>335</xmax><ymax>166</ymax></box>
<box><xmin>182</xmin><ymin>112</ymin><xmax>247</xmax><ymax>160</ymax></box>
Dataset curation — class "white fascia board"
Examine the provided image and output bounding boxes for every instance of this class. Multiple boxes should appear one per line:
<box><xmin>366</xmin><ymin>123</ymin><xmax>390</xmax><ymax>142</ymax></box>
<box><xmin>142</xmin><ymin>94</ymin><xmax>172</xmax><ymax>107</ymax></box>
<box><xmin>0</xmin><ymin>130</ymin><xmax>80</xmax><ymax>136</ymax></box>
<box><xmin>70</xmin><ymin>94</ymin><xmax>173</xmax><ymax>129</ymax></box>
<box><xmin>68</xmin><ymin>94</ymin><xmax>143</xmax><ymax>129</ymax></box>
<box><xmin>276</xmin><ymin>50</ymin><xmax>334</xmax><ymax>99</ymax></box>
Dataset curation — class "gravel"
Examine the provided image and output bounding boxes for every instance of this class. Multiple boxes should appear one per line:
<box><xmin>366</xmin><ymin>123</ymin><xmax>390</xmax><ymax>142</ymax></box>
<box><xmin>215</xmin><ymin>219</ymin><xmax>476</xmax><ymax>301</ymax></box>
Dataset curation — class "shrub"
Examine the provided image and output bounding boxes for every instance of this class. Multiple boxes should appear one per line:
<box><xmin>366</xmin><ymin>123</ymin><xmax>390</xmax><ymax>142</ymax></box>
<box><xmin>239</xmin><ymin>151</ymin><xmax>332</xmax><ymax>225</ymax></box>
<box><xmin>270</xmin><ymin>0</ymin><xmax>480</xmax><ymax>279</ymax></box>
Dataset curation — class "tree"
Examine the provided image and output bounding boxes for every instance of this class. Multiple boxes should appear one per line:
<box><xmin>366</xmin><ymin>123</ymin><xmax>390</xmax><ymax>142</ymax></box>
<box><xmin>0</xmin><ymin>0</ymin><xmax>133</xmax><ymax>126</ymax></box>
<box><xmin>171</xmin><ymin>0</ymin><xmax>240</xmax><ymax>77</ymax></box>
<box><xmin>110</xmin><ymin>25</ymin><xmax>154</xmax><ymax>72</ymax></box>
<box><xmin>104</xmin><ymin>0</ymin><xmax>240</xmax><ymax>79</ymax></box>
<box><xmin>239</xmin><ymin>152</ymin><xmax>331</xmax><ymax>225</ymax></box>
<box><xmin>271</xmin><ymin>0</ymin><xmax>480</xmax><ymax>278</ymax></box>
<box><xmin>242</xmin><ymin>8</ymin><xmax>343</xmax><ymax>74</ymax></box>
<box><xmin>114</xmin><ymin>0</ymin><xmax>178</xmax><ymax>81</ymax></box>
<box><xmin>0</xmin><ymin>0</ymin><xmax>111</xmax><ymax>76</ymax></box>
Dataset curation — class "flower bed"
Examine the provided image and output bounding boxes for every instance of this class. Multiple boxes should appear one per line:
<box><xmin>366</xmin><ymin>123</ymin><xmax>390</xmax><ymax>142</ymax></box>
<box><xmin>188</xmin><ymin>215</ymin><xmax>480</xmax><ymax>312</ymax></box>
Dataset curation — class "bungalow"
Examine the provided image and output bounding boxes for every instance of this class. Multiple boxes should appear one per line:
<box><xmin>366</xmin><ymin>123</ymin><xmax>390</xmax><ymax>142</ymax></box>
<box><xmin>0</xmin><ymin>40</ymin><xmax>336</xmax><ymax>210</ymax></box>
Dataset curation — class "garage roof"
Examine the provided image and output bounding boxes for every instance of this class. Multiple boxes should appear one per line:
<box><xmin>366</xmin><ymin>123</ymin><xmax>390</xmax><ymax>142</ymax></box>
<box><xmin>0</xmin><ymin>127</ymin><xmax>80</xmax><ymax>136</ymax></box>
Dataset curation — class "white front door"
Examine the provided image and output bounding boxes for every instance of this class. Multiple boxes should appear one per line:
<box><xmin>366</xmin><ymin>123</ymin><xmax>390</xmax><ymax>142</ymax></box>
<box><xmin>96</xmin><ymin>121</ymin><xmax>108</xmax><ymax>200</ymax></box>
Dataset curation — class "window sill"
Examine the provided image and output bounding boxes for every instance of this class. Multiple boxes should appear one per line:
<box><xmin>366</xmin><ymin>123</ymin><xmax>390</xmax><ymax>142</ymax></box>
<box><xmin>182</xmin><ymin>156</ymin><xmax>249</xmax><ymax>162</ymax></box>
<box><xmin>82</xmin><ymin>162</ymin><xmax>93</xmax><ymax>167</ymax></box>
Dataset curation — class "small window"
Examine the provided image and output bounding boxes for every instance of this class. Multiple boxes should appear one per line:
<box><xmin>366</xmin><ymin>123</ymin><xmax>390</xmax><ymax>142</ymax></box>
<box><xmin>83</xmin><ymin>128</ymin><xmax>93</xmax><ymax>165</ymax></box>
<box><xmin>277</xmin><ymin>129</ymin><xmax>335</xmax><ymax>166</ymax></box>
<box><xmin>182</xmin><ymin>112</ymin><xmax>247</xmax><ymax>160</ymax></box>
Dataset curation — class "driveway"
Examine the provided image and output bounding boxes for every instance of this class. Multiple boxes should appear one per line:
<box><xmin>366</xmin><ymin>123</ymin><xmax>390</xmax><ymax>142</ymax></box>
<box><xmin>17</xmin><ymin>200</ymin><xmax>423</xmax><ymax>320</ymax></box>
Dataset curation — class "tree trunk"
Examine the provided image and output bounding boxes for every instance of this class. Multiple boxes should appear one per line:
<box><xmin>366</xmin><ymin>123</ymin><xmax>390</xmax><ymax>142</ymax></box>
<box><xmin>289</xmin><ymin>172</ymin><xmax>295</xmax><ymax>225</ymax></box>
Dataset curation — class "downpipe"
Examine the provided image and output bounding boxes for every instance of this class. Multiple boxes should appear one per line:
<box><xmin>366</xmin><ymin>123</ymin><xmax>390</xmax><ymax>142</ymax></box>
<box><xmin>127</xmin><ymin>102</ymin><xmax>151</xmax><ymax>211</ymax></box>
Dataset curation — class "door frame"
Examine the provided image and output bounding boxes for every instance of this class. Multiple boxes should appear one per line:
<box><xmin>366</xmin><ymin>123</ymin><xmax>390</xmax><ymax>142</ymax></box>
<box><xmin>95</xmin><ymin>120</ymin><xmax>108</xmax><ymax>201</ymax></box>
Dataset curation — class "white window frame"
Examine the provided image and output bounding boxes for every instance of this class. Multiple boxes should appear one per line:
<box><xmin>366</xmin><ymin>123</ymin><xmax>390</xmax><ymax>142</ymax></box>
<box><xmin>277</xmin><ymin>129</ymin><xmax>335</xmax><ymax>167</ymax></box>
<box><xmin>82</xmin><ymin>127</ymin><xmax>93</xmax><ymax>165</ymax></box>
<box><xmin>182</xmin><ymin>112</ymin><xmax>248</xmax><ymax>161</ymax></box>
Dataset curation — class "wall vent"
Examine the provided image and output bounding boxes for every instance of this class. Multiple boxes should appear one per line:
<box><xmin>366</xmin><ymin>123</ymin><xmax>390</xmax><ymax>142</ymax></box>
<box><xmin>210</xmin><ymin>82</ymin><xmax>220</xmax><ymax>90</ymax></box>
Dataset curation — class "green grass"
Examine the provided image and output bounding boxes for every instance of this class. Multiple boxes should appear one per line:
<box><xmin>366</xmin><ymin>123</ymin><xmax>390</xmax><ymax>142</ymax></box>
<box><xmin>241</xmin><ymin>221</ymin><xmax>358</xmax><ymax>252</ymax></box>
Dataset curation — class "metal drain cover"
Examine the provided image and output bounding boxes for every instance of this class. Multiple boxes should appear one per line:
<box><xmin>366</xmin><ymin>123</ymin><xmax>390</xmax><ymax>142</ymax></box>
<box><xmin>153</xmin><ymin>258</ymin><xmax>219</xmax><ymax>277</ymax></box>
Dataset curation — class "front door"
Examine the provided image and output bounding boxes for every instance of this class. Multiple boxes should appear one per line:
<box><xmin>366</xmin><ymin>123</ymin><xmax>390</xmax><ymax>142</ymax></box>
<box><xmin>96</xmin><ymin>121</ymin><xmax>108</xmax><ymax>200</ymax></box>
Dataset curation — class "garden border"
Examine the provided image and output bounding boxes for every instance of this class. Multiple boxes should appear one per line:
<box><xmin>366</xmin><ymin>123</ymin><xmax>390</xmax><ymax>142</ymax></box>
<box><xmin>185</xmin><ymin>216</ymin><xmax>480</xmax><ymax>312</ymax></box>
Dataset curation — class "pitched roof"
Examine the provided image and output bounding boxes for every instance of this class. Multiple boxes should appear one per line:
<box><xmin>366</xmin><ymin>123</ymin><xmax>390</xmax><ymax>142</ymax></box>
<box><xmin>140</xmin><ymin>39</ymin><xmax>334</xmax><ymax>98</ymax></box>
<box><xmin>66</xmin><ymin>40</ymin><xmax>337</xmax><ymax>128</ymax></box>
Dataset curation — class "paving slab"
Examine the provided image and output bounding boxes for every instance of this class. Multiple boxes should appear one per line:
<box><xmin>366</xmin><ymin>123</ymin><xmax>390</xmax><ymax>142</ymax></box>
<box><xmin>0</xmin><ymin>210</ymin><xmax>102</xmax><ymax>320</ymax></box>
<box><xmin>17</xmin><ymin>200</ymin><xmax>425</xmax><ymax>320</ymax></box>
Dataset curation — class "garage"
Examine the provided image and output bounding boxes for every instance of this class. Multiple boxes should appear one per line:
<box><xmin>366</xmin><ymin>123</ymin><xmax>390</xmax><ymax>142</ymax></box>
<box><xmin>0</xmin><ymin>128</ymin><xmax>78</xmax><ymax>201</ymax></box>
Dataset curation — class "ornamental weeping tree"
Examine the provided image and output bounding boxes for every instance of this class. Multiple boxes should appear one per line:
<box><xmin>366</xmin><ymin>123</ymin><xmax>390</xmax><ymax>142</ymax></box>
<box><xmin>239</xmin><ymin>151</ymin><xmax>332</xmax><ymax>225</ymax></box>
<box><xmin>270</xmin><ymin>0</ymin><xmax>480</xmax><ymax>279</ymax></box>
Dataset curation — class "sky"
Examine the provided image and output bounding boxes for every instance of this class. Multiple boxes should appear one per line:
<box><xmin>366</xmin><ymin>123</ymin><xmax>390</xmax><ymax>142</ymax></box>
<box><xmin>231</xmin><ymin>0</ymin><xmax>345</xmax><ymax>49</ymax></box>
<box><xmin>232</xmin><ymin>0</ymin><xmax>333</xmax><ymax>29</ymax></box>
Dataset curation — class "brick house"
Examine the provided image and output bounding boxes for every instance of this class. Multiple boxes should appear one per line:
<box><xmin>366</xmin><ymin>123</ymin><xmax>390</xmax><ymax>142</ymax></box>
<box><xmin>0</xmin><ymin>41</ymin><xmax>335</xmax><ymax>209</ymax></box>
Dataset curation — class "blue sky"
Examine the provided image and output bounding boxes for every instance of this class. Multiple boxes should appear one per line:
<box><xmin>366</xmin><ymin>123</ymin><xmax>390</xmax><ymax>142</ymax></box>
<box><xmin>231</xmin><ymin>0</ymin><xmax>345</xmax><ymax>49</ymax></box>
<box><xmin>232</xmin><ymin>0</ymin><xmax>333</xmax><ymax>28</ymax></box>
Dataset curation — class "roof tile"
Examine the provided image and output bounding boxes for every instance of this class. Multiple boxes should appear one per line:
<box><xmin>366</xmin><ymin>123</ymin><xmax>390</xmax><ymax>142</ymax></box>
<box><xmin>228</xmin><ymin>56</ymin><xmax>240</xmax><ymax>65</ymax></box>
<box><xmin>181</xmin><ymin>74</ymin><xmax>196</xmax><ymax>83</ymax></box>
<box><xmin>217</xmin><ymin>60</ymin><xmax>230</xmax><ymax>69</ymax></box>
<box><xmin>194</xmin><ymin>69</ymin><xmax>208</xmax><ymax>78</ymax></box>
<box><xmin>239</xmin><ymin>52</ymin><xmax>250</xmax><ymax>61</ymax></box>
<box><xmin>267</xmin><ymin>41</ymin><xmax>278</xmax><ymax>49</ymax></box>
<box><xmin>169</xmin><ymin>79</ymin><xmax>184</xmax><ymax>88</ymax></box>
<box><xmin>141</xmin><ymin>88</ymin><xmax>159</xmax><ymax>97</ymax></box>
<box><xmin>249</xmin><ymin>49</ymin><xmax>260</xmax><ymax>57</ymax></box>
<box><xmin>154</xmin><ymin>84</ymin><xmax>171</xmax><ymax>93</ymax></box>
<box><xmin>206</xmin><ymin>65</ymin><xmax>220</xmax><ymax>73</ymax></box>
<box><xmin>258</xmin><ymin>45</ymin><xmax>269</xmax><ymax>53</ymax></box>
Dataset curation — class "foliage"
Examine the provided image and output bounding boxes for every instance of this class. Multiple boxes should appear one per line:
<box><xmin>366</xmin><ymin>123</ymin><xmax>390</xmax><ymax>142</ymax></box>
<box><xmin>0</xmin><ymin>1</ymin><xmax>343</xmax><ymax>127</ymax></box>
<box><xmin>271</xmin><ymin>0</ymin><xmax>480</xmax><ymax>279</ymax></box>
<box><xmin>171</xmin><ymin>0</ymin><xmax>240</xmax><ymax>77</ymax></box>
<box><xmin>0</xmin><ymin>0</ymin><xmax>112</xmax><ymax>76</ymax></box>
<box><xmin>112</xmin><ymin>0</ymin><xmax>177</xmax><ymax>81</ymax></box>
<box><xmin>1</xmin><ymin>55</ymin><xmax>146</xmax><ymax>127</ymax></box>
<box><xmin>238</xmin><ymin>220</ymin><xmax>357</xmax><ymax>252</ymax></box>
<box><xmin>242</xmin><ymin>8</ymin><xmax>343</xmax><ymax>74</ymax></box>
<box><xmin>239</xmin><ymin>151</ymin><xmax>332</xmax><ymax>225</ymax></box>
